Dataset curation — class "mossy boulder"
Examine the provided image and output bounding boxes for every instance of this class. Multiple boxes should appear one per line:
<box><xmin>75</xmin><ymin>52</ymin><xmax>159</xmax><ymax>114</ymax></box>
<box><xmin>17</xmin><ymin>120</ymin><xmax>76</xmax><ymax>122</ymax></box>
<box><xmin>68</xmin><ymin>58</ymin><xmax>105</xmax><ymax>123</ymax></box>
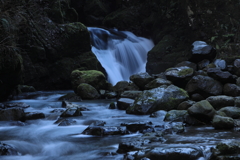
<box><xmin>71</xmin><ymin>70</ymin><xmax>108</xmax><ymax>93</ymax></box>
<box><xmin>212</xmin><ymin>115</ymin><xmax>234</xmax><ymax>130</ymax></box>
<box><xmin>77</xmin><ymin>83</ymin><xmax>100</xmax><ymax>100</ymax></box>
<box><xmin>126</xmin><ymin>85</ymin><xmax>189</xmax><ymax>114</ymax></box>
<box><xmin>130</xmin><ymin>72</ymin><xmax>154</xmax><ymax>90</ymax></box>
<box><xmin>188</xmin><ymin>100</ymin><xmax>216</xmax><ymax>123</ymax></box>
<box><xmin>164</xmin><ymin>110</ymin><xmax>188</xmax><ymax>122</ymax></box>
<box><xmin>144</xmin><ymin>78</ymin><xmax>172</xmax><ymax>90</ymax></box>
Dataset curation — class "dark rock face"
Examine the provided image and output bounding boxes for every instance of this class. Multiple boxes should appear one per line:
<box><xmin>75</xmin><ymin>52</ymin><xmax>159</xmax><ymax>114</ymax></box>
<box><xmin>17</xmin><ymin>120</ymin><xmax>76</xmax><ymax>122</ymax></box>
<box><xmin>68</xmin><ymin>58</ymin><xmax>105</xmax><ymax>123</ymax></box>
<box><xmin>117</xmin><ymin>98</ymin><xmax>134</xmax><ymax>110</ymax></box>
<box><xmin>25</xmin><ymin>112</ymin><xmax>45</xmax><ymax>120</ymax></box>
<box><xmin>60</xmin><ymin>108</ymin><xmax>83</xmax><ymax>117</ymax></box>
<box><xmin>185</xmin><ymin>75</ymin><xmax>223</xmax><ymax>98</ymax></box>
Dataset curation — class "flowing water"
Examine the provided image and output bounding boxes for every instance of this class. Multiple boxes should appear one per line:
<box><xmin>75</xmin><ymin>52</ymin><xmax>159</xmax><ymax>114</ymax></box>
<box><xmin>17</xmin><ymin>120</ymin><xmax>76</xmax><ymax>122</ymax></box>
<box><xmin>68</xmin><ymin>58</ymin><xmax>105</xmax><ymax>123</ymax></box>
<box><xmin>1</xmin><ymin>29</ymin><xmax>239</xmax><ymax>159</ymax></box>
<box><xmin>1</xmin><ymin>91</ymin><xmax>240</xmax><ymax>160</ymax></box>
<box><xmin>88</xmin><ymin>27</ymin><xmax>154</xmax><ymax>85</ymax></box>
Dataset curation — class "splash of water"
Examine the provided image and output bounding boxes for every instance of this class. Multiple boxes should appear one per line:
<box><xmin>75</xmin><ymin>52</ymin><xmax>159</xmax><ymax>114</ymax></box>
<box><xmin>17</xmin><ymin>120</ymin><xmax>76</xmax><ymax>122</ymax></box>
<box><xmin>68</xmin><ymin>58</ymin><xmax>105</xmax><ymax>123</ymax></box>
<box><xmin>88</xmin><ymin>27</ymin><xmax>154</xmax><ymax>85</ymax></box>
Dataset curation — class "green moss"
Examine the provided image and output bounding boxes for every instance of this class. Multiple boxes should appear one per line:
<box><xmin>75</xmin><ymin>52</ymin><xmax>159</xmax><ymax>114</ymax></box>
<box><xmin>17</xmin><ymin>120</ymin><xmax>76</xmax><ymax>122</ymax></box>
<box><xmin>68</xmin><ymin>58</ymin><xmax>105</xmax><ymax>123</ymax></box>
<box><xmin>177</xmin><ymin>68</ymin><xmax>193</xmax><ymax>76</ymax></box>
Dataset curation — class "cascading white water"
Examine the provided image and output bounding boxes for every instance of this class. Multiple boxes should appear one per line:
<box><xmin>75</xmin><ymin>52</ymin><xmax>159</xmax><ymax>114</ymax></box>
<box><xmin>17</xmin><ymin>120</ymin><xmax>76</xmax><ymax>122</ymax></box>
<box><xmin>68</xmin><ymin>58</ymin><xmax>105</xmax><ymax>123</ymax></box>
<box><xmin>88</xmin><ymin>27</ymin><xmax>154</xmax><ymax>85</ymax></box>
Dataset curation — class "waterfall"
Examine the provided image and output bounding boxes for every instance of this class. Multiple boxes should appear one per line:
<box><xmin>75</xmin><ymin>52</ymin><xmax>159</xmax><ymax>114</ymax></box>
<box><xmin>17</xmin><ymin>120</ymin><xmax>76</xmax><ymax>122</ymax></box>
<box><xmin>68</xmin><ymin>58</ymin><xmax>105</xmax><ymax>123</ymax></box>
<box><xmin>88</xmin><ymin>27</ymin><xmax>154</xmax><ymax>85</ymax></box>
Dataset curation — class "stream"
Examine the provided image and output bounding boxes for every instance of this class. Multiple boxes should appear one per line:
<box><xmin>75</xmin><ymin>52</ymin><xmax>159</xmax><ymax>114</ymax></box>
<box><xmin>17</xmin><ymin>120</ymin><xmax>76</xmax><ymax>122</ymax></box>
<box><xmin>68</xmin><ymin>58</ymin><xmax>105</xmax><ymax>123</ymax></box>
<box><xmin>1</xmin><ymin>91</ymin><xmax>240</xmax><ymax>160</ymax></box>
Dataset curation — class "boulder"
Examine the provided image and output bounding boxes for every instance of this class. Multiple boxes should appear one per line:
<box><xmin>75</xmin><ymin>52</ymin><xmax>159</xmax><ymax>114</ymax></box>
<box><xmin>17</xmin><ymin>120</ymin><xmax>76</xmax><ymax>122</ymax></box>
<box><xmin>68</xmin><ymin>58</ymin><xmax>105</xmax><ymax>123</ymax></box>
<box><xmin>121</xmin><ymin>121</ymin><xmax>153</xmax><ymax>133</ymax></box>
<box><xmin>185</xmin><ymin>75</ymin><xmax>223</xmax><ymax>98</ymax></box>
<box><xmin>4</xmin><ymin>102</ymin><xmax>30</xmax><ymax>109</ymax></box>
<box><xmin>71</xmin><ymin>70</ymin><xmax>108</xmax><ymax>92</ymax></box>
<box><xmin>165</xmin><ymin>66</ymin><xmax>194</xmax><ymax>87</ymax></box>
<box><xmin>117</xmin><ymin>138</ymin><xmax>149</xmax><ymax>153</ymax></box>
<box><xmin>60</xmin><ymin>107</ymin><xmax>83</xmax><ymax>117</ymax></box>
<box><xmin>190</xmin><ymin>93</ymin><xmax>205</xmax><ymax>101</ymax></box>
<box><xmin>82</xmin><ymin>126</ymin><xmax>126</xmax><ymax>136</ymax></box>
<box><xmin>127</xmin><ymin>146</ymin><xmax>204</xmax><ymax>160</ymax></box>
<box><xmin>25</xmin><ymin>112</ymin><xmax>45</xmax><ymax>120</ymax></box>
<box><xmin>177</xmin><ymin>100</ymin><xmax>196</xmax><ymax>110</ymax></box>
<box><xmin>214</xmin><ymin>59</ymin><xmax>227</xmax><ymax>70</ymax></box>
<box><xmin>223</xmin><ymin>83</ymin><xmax>240</xmax><ymax>97</ymax></box>
<box><xmin>18</xmin><ymin>85</ymin><xmax>36</xmax><ymax>92</ymax></box>
<box><xmin>164</xmin><ymin>110</ymin><xmax>188</xmax><ymax>122</ymax></box>
<box><xmin>188</xmin><ymin>100</ymin><xmax>216</xmax><ymax>123</ymax></box>
<box><xmin>0</xmin><ymin>142</ymin><xmax>19</xmax><ymax>155</ymax></box>
<box><xmin>77</xmin><ymin>83</ymin><xmax>100</xmax><ymax>100</ymax></box>
<box><xmin>108</xmin><ymin>102</ymin><xmax>116</xmax><ymax>109</ymax></box>
<box><xmin>207</xmin><ymin>68</ymin><xmax>236</xmax><ymax>84</ymax></box>
<box><xmin>58</xmin><ymin>119</ymin><xmax>77</xmax><ymax>126</ymax></box>
<box><xmin>127</xmin><ymin>85</ymin><xmax>189</xmax><ymax>114</ymax></box>
<box><xmin>206</xmin><ymin>95</ymin><xmax>235</xmax><ymax>110</ymax></box>
<box><xmin>120</xmin><ymin>91</ymin><xmax>142</xmax><ymax>99</ymax></box>
<box><xmin>130</xmin><ymin>72</ymin><xmax>154</xmax><ymax>90</ymax></box>
<box><xmin>189</xmin><ymin>41</ymin><xmax>216</xmax><ymax>63</ymax></box>
<box><xmin>219</xmin><ymin>107</ymin><xmax>240</xmax><ymax>119</ymax></box>
<box><xmin>0</xmin><ymin>108</ymin><xmax>25</xmax><ymax>121</ymax></box>
<box><xmin>117</xmin><ymin>98</ymin><xmax>135</xmax><ymax>110</ymax></box>
<box><xmin>175</xmin><ymin>61</ymin><xmax>197</xmax><ymax>71</ymax></box>
<box><xmin>212</xmin><ymin>115</ymin><xmax>234</xmax><ymax>129</ymax></box>
<box><xmin>150</xmin><ymin>110</ymin><xmax>167</xmax><ymax>121</ymax></box>
<box><xmin>113</xmin><ymin>81</ymin><xmax>139</xmax><ymax>95</ymax></box>
<box><xmin>144</xmin><ymin>78</ymin><xmax>172</xmax><ymax>90</ymax></box>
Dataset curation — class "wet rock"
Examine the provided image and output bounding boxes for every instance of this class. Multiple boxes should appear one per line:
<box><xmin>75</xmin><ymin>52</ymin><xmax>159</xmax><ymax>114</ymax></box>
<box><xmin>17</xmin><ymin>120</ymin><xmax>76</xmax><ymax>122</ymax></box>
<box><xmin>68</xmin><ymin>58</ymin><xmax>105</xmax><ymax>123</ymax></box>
<box><xmin>60</xmin><ymin>107</ymin><xmax>83</xmax><ymax>117</ymax></box>
<box><xmin>121</xmin><ymin>121</ymin><xmax>153</xmax><ymax>133</ymax></box>
<box><xmin>58</xmin><ymin>92</ymin><xmax>82</xmax><ymax>101</ymax></box>
<box><xmin>164</xmin><ymin>110</ymin><xmax>188</xmax><ymax>122</ymax></box>
<box><xmin>0</xmin><ymin>108</ymin><xmax>25</xmax><ymax>121</ymax></box>
<box><xmin>61</xmin><ymin>101</ymin><xmax>89</xmax><ymax>110</ymax></box>
<box><xmin>127</xmin><ymin>85</ymin><xmax>189</xmax><ymax>114</ymax></box>
<box><xmin>185</xmin><ymin>75</ymin><xmax>223</xmax><ymax>98</ymax></box>
<box><xmin>210</xmin><ymin>141</ymin><xmax>240</xmax><ymax>160</ymax></box>
<box><xmin>4</xmin><ymin>102</ymin><xmax>30</xmax><ymax>109</ymax></box>
<box><xmin>175</xmin><ymin>61</ymin><xmax>197</xmax><ymax>71</ymax></box>
<box><xmin>234</xmin><ymin>96</ymin><xmax>240</xmax><ymax>107</ymax></box>
<box><xmin>82</xmin><ymin>126</ymin><xmax>126</xmax><ymax>136</ymax></box>
<box><xmin>223</xmin><ymin>83</ymin><xmax>240</xmax><ymax>97</ymax></box>
<box><xmin>189</xmin><ymin>41</ymin><xmax>216</xmax><ymax>63</ymax></box>
<box><xmin>0</xmin><ymin>142</ymin><xmax>19</xmax><ymax>155</ymax></box>
<box><xmin>165</xmin><ymin>66</ymin><xmax>194</xmax><ymax>87</ymax></box>
<box><xmin>89</xmin><ymin>120</ymin><xmax>106</xmax><ymax>126</ymax></box>
<box><xmin>163</xmin><ymin>122</ymin><xmax>185</xmax><ymax>134</ymax></box>
<box><xmin>105</xmin><ymin>91</ymin><xmax>117</xmax><ymax>99</ymax></box>
<box><xmin>206</xmin><ymin>95</ymin><xmax>235</xmax><ymax>110</ymax></box>
<box><xmin>212</xmin><ymin>115</ymin><xmax>234</xmax><ymax>129</ymax></box>
<box><xmin>130</xmin><ymin>72</ymin><xmax>154</xmax><ymax>90</ymax></box>
<box><xmin>58</xmin><ymin>119</ymin><xmax>77</xmax><ymax>126</ymax></box>
<box><xmin>77</xmin><ymin>83</ymin><xmax>100</xmax><ymax>100</ymax></box>
<box><xmin>117</xmin><ymin>98</ymin><xmax>135</xmax><ymax>110</ymax></box>
<box><xmin>219</xmin><ymin>107</ymin><xmax>240</xmax><ymax>119</ymax></box>
<box><xmin>126</xmin><ymin>146</ymin><xmax>204</xmax><ymax>160</ymax></box>
<box><xmin>207</xmin><ymin>68</ymin><xmax>236</xmax><ymax>84</ymax></box>
<box><xmin>113</xmin><ymin>81</ymin><xmax>139</xmax><ymax>96</ymax></box>
<box><xmin>109</xmin><ymin>102</ymin><xmax>116</xmax><ymax>109</ymax></box>
<box><xmin>117</xmin><ymin>138</ymin><xmax>150</xmax><ymax>153</ymax></box>
<box><xmin>121</xmin><ymin>91</ymin><xmax>143</xmax><ymax>99</ymax></box>
<box><xmin>144</xmin><ymin>78</ymin><xmax>172</xmax><ymax>90</ymax></box>
<box><xmin>188</xmin><ymin>100</ymin><xmax>216</xmax><ymax>123</ymax></box>
<box><xmin>177</xmin><ymin>100</ymin><xmax>196</xmax><ymax>110</ymax></box>
<box><xmin>25</xmin><ymin>112</ymin><xmax>45</xmax><ymax>120</ymax></box>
